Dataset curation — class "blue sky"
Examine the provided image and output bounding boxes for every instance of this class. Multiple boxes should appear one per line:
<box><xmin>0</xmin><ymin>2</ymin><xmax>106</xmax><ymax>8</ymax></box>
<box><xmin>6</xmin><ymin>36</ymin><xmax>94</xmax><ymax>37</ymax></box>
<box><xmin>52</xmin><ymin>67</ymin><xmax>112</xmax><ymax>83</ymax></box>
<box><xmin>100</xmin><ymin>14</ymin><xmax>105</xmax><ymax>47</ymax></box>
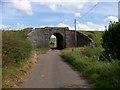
<box><xmin>0</xmin><ymin>0</ymin><xmax>119</xmax><ymax>31</ymax></box>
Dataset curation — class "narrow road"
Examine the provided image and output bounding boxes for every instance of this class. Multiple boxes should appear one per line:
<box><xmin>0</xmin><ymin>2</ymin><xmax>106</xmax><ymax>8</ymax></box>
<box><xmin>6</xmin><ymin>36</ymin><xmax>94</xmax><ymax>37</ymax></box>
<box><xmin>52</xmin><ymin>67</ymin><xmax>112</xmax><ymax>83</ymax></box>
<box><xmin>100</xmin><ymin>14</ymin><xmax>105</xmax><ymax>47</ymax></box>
<box><xmin>21</xmin><ymin>50</ymin><xmax>93</xmax><ymax>88</ymax></box>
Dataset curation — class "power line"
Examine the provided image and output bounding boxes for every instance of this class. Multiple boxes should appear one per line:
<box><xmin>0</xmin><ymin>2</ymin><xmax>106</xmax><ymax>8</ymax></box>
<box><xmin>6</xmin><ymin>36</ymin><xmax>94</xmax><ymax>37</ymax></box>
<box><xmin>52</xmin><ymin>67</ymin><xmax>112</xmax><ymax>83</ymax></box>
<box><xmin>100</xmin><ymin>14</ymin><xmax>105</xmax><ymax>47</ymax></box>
<box><xmin>79</xmin><ymin>2</ymin><xmax>100</xmax><ymax>20</ymax></box>
<box><xmin>74</xmin><ymin>2</ymin><xmax>100</xmax><ymax>47</ymax></box>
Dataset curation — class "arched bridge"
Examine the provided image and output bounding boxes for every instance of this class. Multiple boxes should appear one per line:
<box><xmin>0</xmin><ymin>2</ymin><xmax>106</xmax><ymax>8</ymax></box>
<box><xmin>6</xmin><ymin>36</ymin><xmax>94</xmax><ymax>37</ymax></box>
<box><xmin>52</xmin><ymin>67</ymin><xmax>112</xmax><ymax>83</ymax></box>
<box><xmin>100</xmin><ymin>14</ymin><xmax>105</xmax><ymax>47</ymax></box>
<box><xmin>28</xmin><ymin>27</ymin><xmax>94</xmax><ymax>49</ymax></box>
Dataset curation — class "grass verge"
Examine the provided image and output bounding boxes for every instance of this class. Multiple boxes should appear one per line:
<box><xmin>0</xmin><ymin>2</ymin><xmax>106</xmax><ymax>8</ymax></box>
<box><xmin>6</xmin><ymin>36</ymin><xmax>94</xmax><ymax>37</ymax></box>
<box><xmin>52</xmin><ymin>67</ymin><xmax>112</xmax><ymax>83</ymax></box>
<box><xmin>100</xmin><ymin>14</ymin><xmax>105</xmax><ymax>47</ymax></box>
<box><xmin>2</xmin><ymin>52</ymin><xmax>37</xmax><ymax>88</ymax></box>
<box><xmin>61</xmin><ymin>47</ymin><xmax>119</xmax><ymax>88</ymax></box>
<box><xmin>2</xmin><ymin>30</ymin><xmax>50</xmax><ymax>88</ymax></box>
<box><xmin>33</xmin><ymin>48</ymin><xmax>50</xmax><ymax>53</ymax></box>
<box><xmin>2</xmin><ymin>29</ymin><xmax>33</xmax><ymax>88</ymax></box>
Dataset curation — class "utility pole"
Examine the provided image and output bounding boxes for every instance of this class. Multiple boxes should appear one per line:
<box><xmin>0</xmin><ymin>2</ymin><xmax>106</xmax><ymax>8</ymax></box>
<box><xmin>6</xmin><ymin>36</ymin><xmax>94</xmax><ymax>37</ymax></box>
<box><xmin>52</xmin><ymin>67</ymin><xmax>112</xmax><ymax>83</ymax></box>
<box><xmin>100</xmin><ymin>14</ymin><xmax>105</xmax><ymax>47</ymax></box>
<box><xmin>118</xmin><ymin>1</ymin><xmax>120</xmax><ymax>22</ymax></box>
<box><xmin>74</xmin><ymin>19</ymin><xmax>77</xmax><ymax>47</ymax></box>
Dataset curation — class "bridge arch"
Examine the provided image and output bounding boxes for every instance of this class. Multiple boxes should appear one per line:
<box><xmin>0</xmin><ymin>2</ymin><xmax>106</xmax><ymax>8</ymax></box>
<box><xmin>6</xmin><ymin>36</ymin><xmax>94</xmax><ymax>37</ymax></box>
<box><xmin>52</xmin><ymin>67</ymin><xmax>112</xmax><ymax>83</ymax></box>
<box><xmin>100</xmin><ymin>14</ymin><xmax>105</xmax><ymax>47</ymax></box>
<box><xmin>28</xmin><ymin>27</ymin><xmax>94</xmax><ymax>49</ymax></box>
<box><xmin>49</xmin><ymin>33</ymin><xmax>64</xmax><ymax>49</ymax></box>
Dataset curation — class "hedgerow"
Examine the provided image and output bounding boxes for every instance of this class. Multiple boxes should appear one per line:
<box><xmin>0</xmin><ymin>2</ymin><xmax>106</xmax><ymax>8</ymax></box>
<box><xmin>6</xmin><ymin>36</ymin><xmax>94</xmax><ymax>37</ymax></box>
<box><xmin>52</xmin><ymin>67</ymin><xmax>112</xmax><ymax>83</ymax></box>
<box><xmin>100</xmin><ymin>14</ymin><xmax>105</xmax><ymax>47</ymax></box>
<box><xmin>102</xmin><ymin>22</ymin><xmax>120</xmax><ymax>60</ymax></box>
<box><xmin>2</xmin><ymin>30</ymin><xmax>32</xmax><ymax>67</ymax></box>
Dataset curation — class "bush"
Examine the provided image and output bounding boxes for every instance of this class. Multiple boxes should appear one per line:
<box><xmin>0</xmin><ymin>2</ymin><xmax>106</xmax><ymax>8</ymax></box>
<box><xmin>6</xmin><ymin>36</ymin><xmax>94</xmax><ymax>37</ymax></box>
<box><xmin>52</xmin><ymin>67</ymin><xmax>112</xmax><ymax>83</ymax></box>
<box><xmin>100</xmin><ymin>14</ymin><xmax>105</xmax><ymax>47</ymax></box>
<box><xmin>102</xmin><ymin>22</ymin><xmax>120</xmax><ymax>60</ymax></box>
<box><xmin>2</xmin><ymin>30</ymin><xmax>32</xmax><ymax>67</ymax></box>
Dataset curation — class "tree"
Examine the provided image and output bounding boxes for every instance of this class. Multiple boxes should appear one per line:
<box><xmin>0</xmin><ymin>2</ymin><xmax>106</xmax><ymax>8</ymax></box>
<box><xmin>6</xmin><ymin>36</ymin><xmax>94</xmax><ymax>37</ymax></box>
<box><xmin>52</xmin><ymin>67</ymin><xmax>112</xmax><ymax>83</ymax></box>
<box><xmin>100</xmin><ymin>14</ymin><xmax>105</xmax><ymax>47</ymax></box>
<box><xmin>102</xmin><ymin>22</ymin><xmax>120</xmax><ymax>60</ymax></box>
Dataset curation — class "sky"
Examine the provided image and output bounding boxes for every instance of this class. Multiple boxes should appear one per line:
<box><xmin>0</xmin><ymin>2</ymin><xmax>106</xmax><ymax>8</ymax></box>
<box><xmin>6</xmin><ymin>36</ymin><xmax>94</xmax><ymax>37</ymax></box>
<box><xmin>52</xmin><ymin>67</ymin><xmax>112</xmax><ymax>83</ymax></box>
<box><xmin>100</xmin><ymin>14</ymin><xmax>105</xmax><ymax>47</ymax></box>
<box><xmin>0</xmin><ymin>0</ymin><xmax>119</xmax><ymax>31</ymax></box>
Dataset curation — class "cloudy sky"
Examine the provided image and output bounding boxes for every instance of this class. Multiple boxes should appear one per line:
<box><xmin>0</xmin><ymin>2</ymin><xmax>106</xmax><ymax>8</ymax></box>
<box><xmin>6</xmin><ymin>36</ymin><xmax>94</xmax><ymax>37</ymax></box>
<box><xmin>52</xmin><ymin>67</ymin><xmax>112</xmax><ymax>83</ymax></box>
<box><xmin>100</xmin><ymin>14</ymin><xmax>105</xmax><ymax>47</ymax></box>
<box><xmin>0</xmin><ymin>0</ymin><xmax>119</xmax><ymax>31</ymax></box>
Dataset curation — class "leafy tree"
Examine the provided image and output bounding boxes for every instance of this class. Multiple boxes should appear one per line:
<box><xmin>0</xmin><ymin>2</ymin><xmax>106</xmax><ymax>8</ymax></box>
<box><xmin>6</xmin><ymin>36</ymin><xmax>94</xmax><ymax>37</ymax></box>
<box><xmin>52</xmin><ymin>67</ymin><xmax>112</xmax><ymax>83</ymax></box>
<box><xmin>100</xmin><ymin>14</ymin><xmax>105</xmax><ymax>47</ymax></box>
<box><xmin>102</xmin><ymin>22</ymin><xmax>120</xmax><ymax>60</ymax></box>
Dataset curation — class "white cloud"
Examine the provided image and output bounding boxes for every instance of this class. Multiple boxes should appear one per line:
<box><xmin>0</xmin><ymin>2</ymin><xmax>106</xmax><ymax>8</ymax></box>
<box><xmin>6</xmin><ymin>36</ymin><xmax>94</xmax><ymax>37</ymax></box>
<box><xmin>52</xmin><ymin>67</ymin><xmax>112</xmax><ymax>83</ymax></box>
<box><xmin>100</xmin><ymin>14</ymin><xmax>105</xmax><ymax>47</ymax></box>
<box><xmin>63</xmin><ymin>21</ymin><xmax>104</xmax><ymax>31</ymax></box>
<box><xmin>57</xmin><ymin>23</ymin><xmax>74</xmax><ymax>30</ymax></box>
<box><xmin>104</xmin><ymin>16</ymin><xmax>118</xmax><ymax>23</ymax></box>
<box><xmin>2</xmin><ymin>0</ymin><xmax>119</xmax><ymax>2</ymax></box>
<box><xmin>75</xmin><ymin>13</ymin><xmax>81</xmax><ymax>18</ymax></box>
<box><xmin>0</xmin><ymin>24</ymin><xmax>11</xmax><ymax>30</ymax></box>
<box><xmin>0</xmin><ymin>23</ymin><xmax>28</xmax><ymax>30</ymax></box>
<box><xmin>48</xmin><ymin>4</ymin><xmax>57</xmax><ymax>11</ymax></box>
<box><xmin>2</xmin><ymin>0</ymin><xmax>90</xmax><ymax>13</ymax></box>
<box><xmin>10</xmin><ymin>0</ymin><xmax>32</xmax><ymax>15</ymax></box>
<box><xmin>30</xmin><ymin>0</ymin><xmax>119</xmax><ymax>3</ymax></box>
<box><xmin>30</xmin><ymin>0</ymin><xmax>89</xmax><ymax>11</ymax></box>
<box><xmin>40</xmin><ymin>21</ymin><xmax>105</xmax><ymax>31</ymax></box>
<box><xmin>86</xmin><ymin>22</ymin><xmax>105</xmax><ymax>30</ymax></box>
<box><xmin>2</xmin><ymin>0</ymin><xmax>119</xmax><ymax>14</ymax></box>
<box><xmin>17</xmin><ymin>23</ymin><xmax>25</xmax><ymax>30</ymax></box>
<box><xmin>76</xmin><ymin>21</ymin><xmax>105</xmax><ymax>31</ymax></box>
<box><xmin>56</xmin><ymin>21</ymin><xmax>104</xmax><ymax>31</ymax></box>
<box><xmin>60</xmin><ymin>0</ymin><xmax>88</xmax><ymax>11</ymax></box>
<box><xmin>77</xmin><ymin>21</ymin><xmax>105</xmax><ymax>31</ymax></box>
<box><xmin>1</xmin><ymin>0</ymin><xmax>101</xmax><ymax>15</ymax></box>
<box><xmin>76</xmin><ymin>22</ymin><xmax>90</xmax><ymax>30</ymax></box>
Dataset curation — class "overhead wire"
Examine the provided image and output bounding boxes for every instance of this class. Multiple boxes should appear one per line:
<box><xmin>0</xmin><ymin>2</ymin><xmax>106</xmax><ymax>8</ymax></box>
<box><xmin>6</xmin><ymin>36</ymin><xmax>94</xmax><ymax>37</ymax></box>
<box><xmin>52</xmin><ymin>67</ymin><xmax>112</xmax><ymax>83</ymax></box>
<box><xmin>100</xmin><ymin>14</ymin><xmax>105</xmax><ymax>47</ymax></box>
<box><xmin>78</xmin><ymin>2</ymin><xmax>100</xmax><ymax>20</ymax></box>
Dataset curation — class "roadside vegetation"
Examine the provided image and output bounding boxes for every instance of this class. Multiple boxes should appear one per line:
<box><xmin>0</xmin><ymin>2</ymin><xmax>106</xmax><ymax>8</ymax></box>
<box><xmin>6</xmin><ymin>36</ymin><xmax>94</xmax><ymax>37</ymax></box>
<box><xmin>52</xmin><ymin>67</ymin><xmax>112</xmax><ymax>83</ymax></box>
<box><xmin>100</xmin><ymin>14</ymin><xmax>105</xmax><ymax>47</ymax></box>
<box><xmin>2</xmin><ymin>29</ymin><xmax>33</xmax><ymax>87</ymax></box>
<box><xmin>2</xmin><ymin>29</ymin><xmax>51</xmax><ymax>87</ymax></box>
<box><xmin>2</xmin><ymin>30</ymin><xmax>32</xmax><ymax>67</ymax></box>
<box><xmin>80</xmin><ymin>31</ymin><xmax>103</xmax><ymax>47</ymax></box>
<box><xmin>102</xmin><ymin>22</ymin><xmax>120</xmax><ymax>60</ymax></box>
<box><xmin>61</xmin><ymin>47</ymin><xmax>119</xmax><ymax>88</ymax></box>
<box><xmin>61</xmin><ymin>23</ymin><xmax>120</xmax><ymax>88</ymax></box>
<box><xmin>33</xmin><ymin>48</ymin><xmax>50</xmax><ymax>53</ymax></box>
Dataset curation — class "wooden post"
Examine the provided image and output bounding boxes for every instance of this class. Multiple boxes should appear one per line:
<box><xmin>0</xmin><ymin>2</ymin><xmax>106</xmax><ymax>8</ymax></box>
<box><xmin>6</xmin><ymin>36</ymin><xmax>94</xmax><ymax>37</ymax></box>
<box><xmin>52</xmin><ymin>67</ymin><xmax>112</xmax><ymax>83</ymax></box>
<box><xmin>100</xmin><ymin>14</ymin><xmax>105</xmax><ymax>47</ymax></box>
<box><xmin>118</xmin><ymin>1</ymin><xmax>120</xmax><ymax>22</ymax></box>
<box><xmin>74</xmin><ymin>19</ymin><xmax>77</xmax><ymax>47</ymax></box>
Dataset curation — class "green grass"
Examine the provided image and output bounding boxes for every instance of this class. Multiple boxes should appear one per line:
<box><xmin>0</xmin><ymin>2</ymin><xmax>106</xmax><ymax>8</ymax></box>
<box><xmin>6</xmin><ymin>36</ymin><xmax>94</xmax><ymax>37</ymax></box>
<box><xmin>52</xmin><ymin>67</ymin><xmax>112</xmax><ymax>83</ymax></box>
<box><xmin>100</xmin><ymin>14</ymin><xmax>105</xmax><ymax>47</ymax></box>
<box><xmin>2</xmin><ymin>29</ymin><xmax>51</xmax><ymax>86</ymax></box>
<box><xmin>61</xmin><ymin>31</ymin><xmax>119</xmax><ymax>88</ymax></box>
<box><xmin>61</xmin><ymin>47</ymin><xmax>119</xmax><ymax>88</ymax></box>
<box><xmin>33</xmin><ymin>48</ymin><xmax>50</xmax><ymax>53</ymax></box>
<box><xmin>79</xmin><ymin>31</ymin><xmax>104</xmax><ymax>47</ymax></box>
<box><xmin>2</xmin><ymin>29</ymin><xmax>33</xmax><ymax>86</ymax></box>
<box><xmin>2</xmin><ymin>67</ymin><xmax>21</xmax><ymax>83</ymax></box>
<box><xmin>2</xmin><ymin>30</ymin><xmax>32</xmax><ymax>66</ymax></box>
<box><xmin>50</xmin><ymin>38</ymin><xmax>56</xmax><ymax>43</ymax></box>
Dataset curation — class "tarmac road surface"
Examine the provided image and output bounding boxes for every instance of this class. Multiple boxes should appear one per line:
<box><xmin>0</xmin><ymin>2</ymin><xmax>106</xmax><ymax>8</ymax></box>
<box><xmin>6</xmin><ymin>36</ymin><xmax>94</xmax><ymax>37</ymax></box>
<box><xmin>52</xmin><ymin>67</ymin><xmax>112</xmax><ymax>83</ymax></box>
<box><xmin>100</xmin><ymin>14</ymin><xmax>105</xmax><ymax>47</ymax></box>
<box><xmin>21</xmin><ymin>50</ymin><xmax>93</xmax><ymax>88</ymax></box>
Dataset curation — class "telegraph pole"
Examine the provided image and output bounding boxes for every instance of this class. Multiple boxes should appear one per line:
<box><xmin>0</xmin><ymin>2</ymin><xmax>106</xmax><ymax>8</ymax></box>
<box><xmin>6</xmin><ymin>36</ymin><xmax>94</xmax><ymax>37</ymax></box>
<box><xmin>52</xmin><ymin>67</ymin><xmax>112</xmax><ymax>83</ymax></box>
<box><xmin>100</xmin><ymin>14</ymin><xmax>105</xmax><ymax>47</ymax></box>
<box><xmin>74</xmin><ymin>19</ymin><xmax>77</xmax><ymax>47</ymax></box>
<box><xmin>118</xmin><ymin>1</ymin><xmax>120</xmax><ymax>21</ymax></box>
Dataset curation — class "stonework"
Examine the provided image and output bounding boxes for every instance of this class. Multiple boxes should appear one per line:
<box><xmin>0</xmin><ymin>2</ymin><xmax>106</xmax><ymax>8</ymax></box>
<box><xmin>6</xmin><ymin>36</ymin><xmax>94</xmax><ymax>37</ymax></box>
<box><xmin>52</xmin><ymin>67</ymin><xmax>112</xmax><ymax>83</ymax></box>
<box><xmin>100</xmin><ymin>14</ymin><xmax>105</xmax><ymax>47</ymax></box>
<box><xmin>28</xmin><ymin>27</ymin><xmax>94</xmax><ymax>49</ymax></box>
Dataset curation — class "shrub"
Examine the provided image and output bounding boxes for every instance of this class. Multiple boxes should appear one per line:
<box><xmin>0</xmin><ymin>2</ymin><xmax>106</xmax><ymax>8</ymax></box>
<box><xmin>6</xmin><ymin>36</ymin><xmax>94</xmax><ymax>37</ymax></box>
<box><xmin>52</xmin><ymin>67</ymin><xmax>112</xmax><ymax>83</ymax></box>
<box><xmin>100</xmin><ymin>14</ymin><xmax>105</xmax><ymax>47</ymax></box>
<box><xmin>102</xmin><ymin>22</ymin><xmax>120</xmax><ymax>60</ymax></box>
<box><xmin>2</xmin><ymin>30</ymin><xmax>32</xmax><ymax>67</ymax></box>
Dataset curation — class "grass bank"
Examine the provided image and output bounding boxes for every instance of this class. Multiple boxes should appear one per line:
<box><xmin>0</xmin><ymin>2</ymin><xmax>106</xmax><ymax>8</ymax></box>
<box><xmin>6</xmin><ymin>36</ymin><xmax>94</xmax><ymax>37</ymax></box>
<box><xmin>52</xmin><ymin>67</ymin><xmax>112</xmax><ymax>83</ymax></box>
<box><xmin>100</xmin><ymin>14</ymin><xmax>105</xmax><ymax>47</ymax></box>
<box><xmin>2</xmin><ymin>29</ymin><xmax>33</xmax><ymax>87</ymax></box>
<box><xmin>2</xmin><ymin>29</ymin><xmax>51</xmax><ymax>87</ymax></box>
<box><xmin>61</xmin><ymin>47</ymin><xmax>119</xmax><ymax>88</ymax></box>
<box><xmin>33</xmin><ymin>48</ymin><xmax>50</xmax><ymax>53</ymax></box>
<box><xmin>2</xmin><ymin>30</ymin><xmax>32</xmax><ymax>67</ymax></box>
<box><xmin>80</xmin><ymin>31</ymin><xmax>103</xmax><ymax>47</ymax></box>
<box><xmin>61</xmin><ymin>31</ymin><xmax>119</xmax><ymax>88</ymax></box>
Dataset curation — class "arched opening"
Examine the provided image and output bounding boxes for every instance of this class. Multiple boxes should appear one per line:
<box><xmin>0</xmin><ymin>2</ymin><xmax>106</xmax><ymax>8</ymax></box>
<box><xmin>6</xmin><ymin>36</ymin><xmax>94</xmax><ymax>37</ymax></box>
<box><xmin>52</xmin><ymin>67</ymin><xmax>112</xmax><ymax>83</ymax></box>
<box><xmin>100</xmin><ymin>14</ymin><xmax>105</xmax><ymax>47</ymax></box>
<box><xmin>49</xmin><ymin>35</ymin><xmax>57</xmax><ymax>49</ymax></box>
<box><xmin>49</xmin><ymin>33</ymin><xmax>64</xmax><ymax>50</ymax></box>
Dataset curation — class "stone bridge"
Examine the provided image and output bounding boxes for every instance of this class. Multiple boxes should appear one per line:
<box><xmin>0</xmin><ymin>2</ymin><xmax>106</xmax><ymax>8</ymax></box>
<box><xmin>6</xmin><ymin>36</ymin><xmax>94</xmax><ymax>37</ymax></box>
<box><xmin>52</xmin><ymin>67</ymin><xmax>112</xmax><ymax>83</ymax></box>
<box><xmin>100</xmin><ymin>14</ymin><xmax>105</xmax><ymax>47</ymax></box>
<box><xmin>28</xmin><ymin>27</ymin><xmax>94</xmax><ymax>49</ymax></box>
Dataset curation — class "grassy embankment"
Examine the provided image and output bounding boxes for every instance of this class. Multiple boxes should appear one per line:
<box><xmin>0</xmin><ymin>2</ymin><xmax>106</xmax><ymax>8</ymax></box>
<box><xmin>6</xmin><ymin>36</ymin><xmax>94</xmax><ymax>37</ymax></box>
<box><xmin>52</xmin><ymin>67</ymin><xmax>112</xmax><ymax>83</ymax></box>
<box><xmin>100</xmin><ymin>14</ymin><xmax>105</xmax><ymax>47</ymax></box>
<box><xmin>61</xmin><ymin>31</ymin><xmax>119</xmax><ymax>88</ymax></box>
<box><xmin>2</xmin><ymin>29</ymin><xmax>49</xmax><ymax>87</ymax></box>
